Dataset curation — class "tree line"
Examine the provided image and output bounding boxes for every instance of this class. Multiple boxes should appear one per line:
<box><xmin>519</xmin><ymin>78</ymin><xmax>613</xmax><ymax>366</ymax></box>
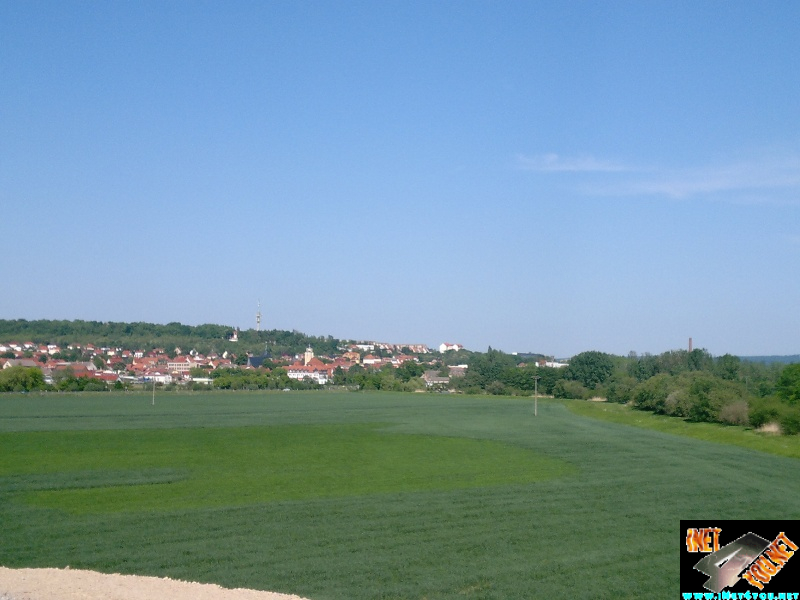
<box><xmin>0</xmin><ymin>319</ymin><xmax>340</xmax><ymax>357</ymax></box>
<box><xmin>449</xmin><ymin>347</ymin><xmax>800</xmax><ymax>434</ymax></box>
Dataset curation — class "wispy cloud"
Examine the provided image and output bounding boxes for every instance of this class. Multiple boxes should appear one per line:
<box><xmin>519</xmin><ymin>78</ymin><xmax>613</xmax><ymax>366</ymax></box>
<box><xmin>516</xmin><ymin>153</ymin><xmax>629</xmax><ymax>173</ymax></box>
<box><xmin>520</xmin><ymin>151</ymin><xmax>800</xmax><ymax>204</ymax></box>
<box><xmin>596</xmin><ymin>157</ymin><xmax>800</xmax><ymax>200</ymax></box>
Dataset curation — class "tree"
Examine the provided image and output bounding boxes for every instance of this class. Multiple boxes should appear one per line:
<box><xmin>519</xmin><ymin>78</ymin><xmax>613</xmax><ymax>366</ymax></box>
<box><xmin>536</xmin><ymin>366</ymin><xmax>566</xmax><ymax>395</ymax></box>
<box><xmin>606</xmin><ymin>374</ymin><xmax>637</xmax><ymax>404</ymax></box>
<box><xmin>565</xmin><ymin>351</ymin><xmax>614</xmax><ymax>389</ymax></box>
<box><xmin>0</xmin><ymin>366</ymin><xmax>45</xmax><ymax>392</ymax></box>
<box><xmin>631</xmin><ymin>373</ymin><xmax>673</xmax><ymax>413</ymax></box>
<box><xmin>776</xmin><ymin>364</ymin><xmax>800</xmax><ymax>405</ymax></box>
<box><xmin>714</xmin><ymin>354</ymin><xmax>741</xmax><ymax>381</ymax></box>
<box><xmin>628</xmin><ymin>353</ymin><xmax>660</xmax><ymax>382</ymax></box>
<box><xmin>499</xmin><ymin>366</ymin><xmax>535</xmax><ymax>392</ymax></box>
<box><xmin>687</xmin><ymin>348</ymin><xmax>713</xmax><ymax>372</ymax></box>
<box><xmin>463</xmin><ymin>348</ymin><xmax>517</xmax><ymax>390</ymax></box>
<box><xmin>395</xmin><ymin>361</ymin><xmax>424</xmax><ymax>382</ymax></box>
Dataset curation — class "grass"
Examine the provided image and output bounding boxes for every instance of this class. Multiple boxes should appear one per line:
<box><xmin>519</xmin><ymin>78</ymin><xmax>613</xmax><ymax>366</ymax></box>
<box><xmin>563</xmin><ymin>398</ymin><xmax>800</xmax><ymax>458</ymax></box>
<box><xmin>4</xmin><ymin>425</ymin><xmax>574</xmax><ymax>512</ymax></box>
<box><xmin>1</xmin><ymin>391</ymin><xmax>800</xmax><ymax>599</ymax></box>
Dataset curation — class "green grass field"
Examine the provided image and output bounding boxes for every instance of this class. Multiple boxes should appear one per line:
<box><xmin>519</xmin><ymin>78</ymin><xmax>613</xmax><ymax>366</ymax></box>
<box><xmin>1</xmin><ymin>391</ymin><xmax>799</xmax><ymax>599</ymax></box>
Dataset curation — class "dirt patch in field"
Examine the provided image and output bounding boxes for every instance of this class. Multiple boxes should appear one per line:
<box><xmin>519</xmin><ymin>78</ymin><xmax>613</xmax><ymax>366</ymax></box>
<box><xmin>0</xmin><ymin>567</ymin><xmax>312</xmax><ymax>600</ymax></box>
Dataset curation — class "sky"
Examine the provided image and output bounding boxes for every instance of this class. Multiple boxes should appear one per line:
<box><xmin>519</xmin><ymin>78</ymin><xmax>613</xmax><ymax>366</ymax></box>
<box><xmin>1</xmin><ymin>1</ymin><xmax>798</xmax><ymax>357</ymax></box>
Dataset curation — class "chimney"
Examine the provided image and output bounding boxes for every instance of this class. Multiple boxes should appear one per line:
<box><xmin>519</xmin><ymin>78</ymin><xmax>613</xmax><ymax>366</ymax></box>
<box><xmin>689</xmin><ymin>337</ymin><xmax>693</xmax><ymax>352</ymax></box>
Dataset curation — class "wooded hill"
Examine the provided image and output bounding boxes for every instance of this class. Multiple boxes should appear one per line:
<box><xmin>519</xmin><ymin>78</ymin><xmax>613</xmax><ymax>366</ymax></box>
<box><xmin>0</xmin><ymin>319</ymin><xmax>339</xmax><ymax>357</ymax></box>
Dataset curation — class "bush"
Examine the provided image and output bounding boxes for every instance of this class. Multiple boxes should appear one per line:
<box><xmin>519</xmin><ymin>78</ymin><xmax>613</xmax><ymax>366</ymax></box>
<box><xmin>605</xmin><ymin>375</ymin><xmax>637</xmax><ymax>404</ymax></box>
<box><xmin>553</xmin><ymin>380</ymin><xmax>589</xmax><ymax>400</ymax></box>
<box><xmin>631</xmin><ymin>373</ymin><xmax>673</xmax><ymax>413</ymax></box>
<box><xmin>485</xmin><ymin>381</ymin><xmax>507</xmax><ymax>396</ymax></box>
<box><xmin>663</xmin><ymin>390</ymin><xmax>690</xmax><ymax>417</ymax></box>
<box><xmin>718</xmin><ymin>401</ymin><xmax>749</xmax><ymax>426</ymax></box>
<box><xmin>749</xmin><ymin>397</ymin><xmax>783</xmax><ymax>429</ymax></box>
<box><xmin>780</xmin><ymin>410</ymin><xmax>800</xmax><ymax>435</ymax></box>
<box><xmin>82</xmin><ymin>381</ymin><xmax>108</xmax><ymax>392</ymax></box>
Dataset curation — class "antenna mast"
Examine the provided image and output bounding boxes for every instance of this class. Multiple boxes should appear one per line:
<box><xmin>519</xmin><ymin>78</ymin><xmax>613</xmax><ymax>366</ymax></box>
<box><xmin>256</xmin><ymin>301</ymin><xmax>262</xmax><ymax>332</ymax></box>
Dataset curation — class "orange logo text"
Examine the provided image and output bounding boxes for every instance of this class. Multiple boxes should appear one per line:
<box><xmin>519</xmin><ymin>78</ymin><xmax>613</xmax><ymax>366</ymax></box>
<box><xmin>686</xmin><ymin>528</ymin><xmax>722</xmax><ymax>553</ymax></box>
<box><xmin>741</xmin><ymin>532</ymin><xmax>797</xmax><ymax>590</ymax></box>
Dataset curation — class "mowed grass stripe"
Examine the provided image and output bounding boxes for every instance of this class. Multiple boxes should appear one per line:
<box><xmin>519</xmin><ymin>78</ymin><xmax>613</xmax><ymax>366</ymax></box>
<box><xmin>1</xmin><ymin>424</ymin><xmax>575</xmax><ymax>513</ymax></box>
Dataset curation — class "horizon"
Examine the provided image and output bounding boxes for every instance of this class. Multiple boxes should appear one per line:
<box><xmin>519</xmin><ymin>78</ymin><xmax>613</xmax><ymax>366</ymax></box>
<box><xmin>2</xmin><ymin>316</ymin><xmax>798</xmax><ymax>360</ymax></box>
<box><xmin>2</xmin><ymin>2</ymin><xmax>798</xmax><ymax>358</ymax></box>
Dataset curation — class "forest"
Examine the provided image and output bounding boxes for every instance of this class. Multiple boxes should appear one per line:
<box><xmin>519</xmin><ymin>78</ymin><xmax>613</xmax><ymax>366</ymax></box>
<box><xmin>0</xmin><ymin>319</ymin><xmax>339</xmax><ymax>357</ymax></box>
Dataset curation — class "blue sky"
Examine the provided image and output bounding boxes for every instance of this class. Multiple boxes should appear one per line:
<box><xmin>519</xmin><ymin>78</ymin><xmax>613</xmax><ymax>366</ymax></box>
<box><xmin>1</xmin><ymin>1</ymin><xmax>798</xmax><ymax>357</ymax></box>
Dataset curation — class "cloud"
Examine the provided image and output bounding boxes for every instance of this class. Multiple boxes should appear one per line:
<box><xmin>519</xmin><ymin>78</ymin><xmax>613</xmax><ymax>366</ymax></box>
<box><xmin>519</xmin><ymin>151</ymin><xmax>800</xmax><ymax>204</ymax></box>
<box><xmin>595</xmin><ymin>156</ymin><xmax>800</xmax><ymax>200</ymax></box>
<box><xmin>516</xmin><ymin>153</ymin><xmax>629</xmax><ymax>173</ymax></box>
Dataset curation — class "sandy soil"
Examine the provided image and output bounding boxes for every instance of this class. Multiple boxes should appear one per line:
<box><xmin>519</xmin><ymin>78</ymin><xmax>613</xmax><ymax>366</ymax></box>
<box><xmin>757</xmin><ymin>422</ymin><xmax>782</xmax><ymax>434</ymax></box>
<box><xmin>0</xmin><ymin>567</ymin><xmax>312</xmax><ymax>600</ymax></box>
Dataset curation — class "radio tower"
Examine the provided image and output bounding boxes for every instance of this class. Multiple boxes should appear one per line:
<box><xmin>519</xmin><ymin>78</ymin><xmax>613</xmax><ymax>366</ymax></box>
<box><xmin>256</xmin><ymin>301</ymin><xmax>262</xmax><ymax>332</ymax></box>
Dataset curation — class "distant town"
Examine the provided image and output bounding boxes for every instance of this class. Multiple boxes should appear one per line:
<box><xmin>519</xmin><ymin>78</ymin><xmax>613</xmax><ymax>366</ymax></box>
<box><xmin>3</xmin><ymin>319</ymin><xmax>800</xmax><ymax>439</ymax></box>
<box><xmin>0</xmin><ymin>335</ymin><xmax>567</xmax><ymax>390</ymax></box>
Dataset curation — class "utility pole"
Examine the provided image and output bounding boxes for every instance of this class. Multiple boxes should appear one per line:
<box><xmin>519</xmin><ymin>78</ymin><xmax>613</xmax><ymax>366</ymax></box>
<box><xmin>533</xmin><ymin>375</ymin><xmax>540</xmax><ymax>417</ymax></box>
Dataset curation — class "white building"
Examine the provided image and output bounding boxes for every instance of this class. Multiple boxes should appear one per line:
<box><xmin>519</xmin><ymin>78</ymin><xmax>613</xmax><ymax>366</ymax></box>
<box><xmin>439</xmin><ymin>343</ymin><xmax>463</xmax><ymax>353</ymax></box>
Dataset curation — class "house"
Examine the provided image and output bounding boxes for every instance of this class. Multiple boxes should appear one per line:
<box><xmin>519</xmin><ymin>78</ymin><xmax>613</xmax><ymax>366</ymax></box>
<box><xmin>439</xmin><ymin>343</ymin><xmax>463</xmax><ymax>353</ymax></box>
<box><xmin>286</xmin><ymin>357</ymin><xmax>331</xmax><ymax>384</ymax></box>
<box><xmin>448</xmin><ymin>365</ymin><xmax>468</xmax><ymax>378</ymax></box>
<box><xmin>391</xmin><ymin>355</ymin><xmax>418</xmax><ymax>366</ymax></box>
<box><xmin>341</xmin><ymin>351</ymin><xmax>360</xmax><ymax>363</ymax></box>
<box><xmin>108</xmin><ymin>356</ymin><xmax>126</xmax><ymax>370</ymax></box>
<box><xmin>362</xmin><ymin>354</ymin><xmax>381</xmax><ymax>366</ymax></box>
<box><xmin>329</xmin><ymin>358</ymin><xmax>356</xmax><ymax>372</ymax></box>
<box><xmin>167</xmin><ymin>356</ymin><xmax>196</xmax><ymax>375</ymax></box>
<box><xmin>403</xmin><ymin>344</ymin><xmax>431</xmax><ymax>354</ymax></box>
<box><xmin>143</xmin><ymin>372</ymin><xmax>173</xmax><ymax>384</ymax></box>
<box><xmin>422</xmin><ymin>370</ymin><xmax>450</xmax><ymax>388</ymax></box>
<box><xmin>538</xmin><ymin>359</ymin><xmax>569</xmax><ymax>368</ymax></box>
<box><xmin>2</xmin><ymin>358</ymin><xmax>40</xmax><ymax>369</ymax></box>
<box><xmin>92</xmin><ymin>372</ymin><xmax>120</xmax><ymax>383</ymax></box>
